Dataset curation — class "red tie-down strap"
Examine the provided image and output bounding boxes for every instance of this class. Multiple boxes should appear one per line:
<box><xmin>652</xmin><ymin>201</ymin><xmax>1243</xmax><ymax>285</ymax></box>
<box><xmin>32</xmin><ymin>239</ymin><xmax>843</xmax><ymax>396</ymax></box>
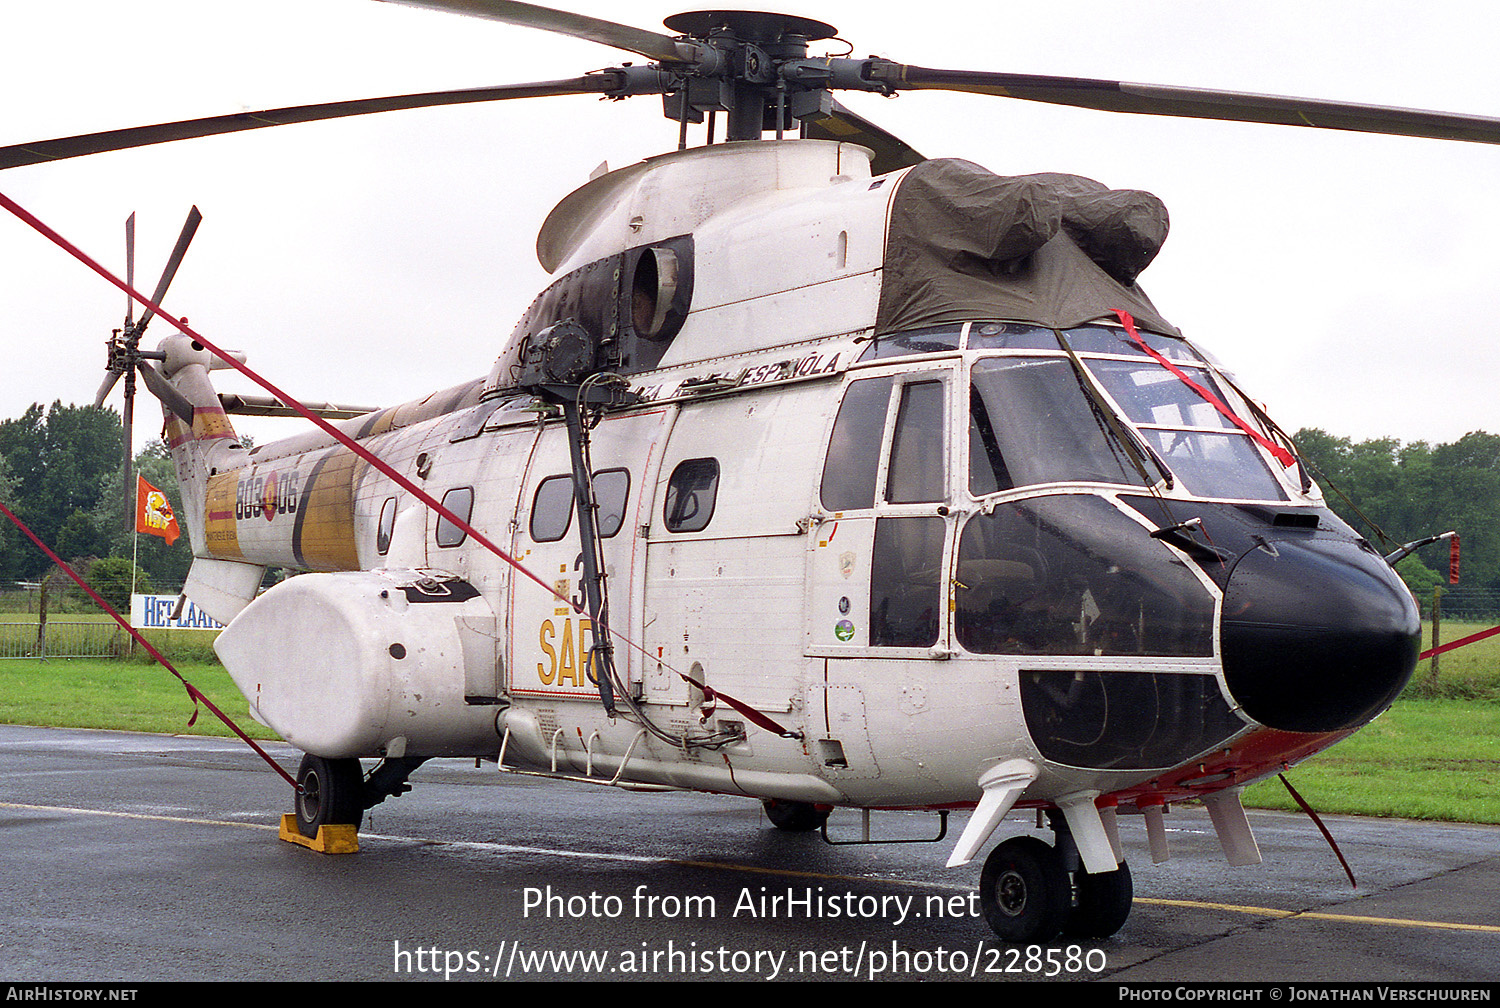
<box><xmin>1112</xmin><ymin>310</ymin><xmax>1297</xmax><ymax>468</ymax></box>
<box><xmin>1420</xmin><ymin>621</ymin><xmax>1500</xmax><ymax>661</ymax></box>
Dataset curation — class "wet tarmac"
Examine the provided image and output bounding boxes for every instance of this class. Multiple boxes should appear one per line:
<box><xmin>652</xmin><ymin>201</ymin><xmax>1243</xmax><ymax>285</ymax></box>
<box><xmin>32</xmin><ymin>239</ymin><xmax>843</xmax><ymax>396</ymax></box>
<box><xmin>0</xmin><ymin>724</ymin><xmax>1495</xmax><ymax>982</ymax></box>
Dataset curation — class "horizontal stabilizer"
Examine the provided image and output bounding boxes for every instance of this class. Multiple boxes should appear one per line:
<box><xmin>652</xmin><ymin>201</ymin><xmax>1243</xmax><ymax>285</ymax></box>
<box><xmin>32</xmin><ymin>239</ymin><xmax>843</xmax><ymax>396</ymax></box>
<box><xmin>219</xmin><ymin>393</ymin><xmax>377</xmax><ymax>419</ymax></box>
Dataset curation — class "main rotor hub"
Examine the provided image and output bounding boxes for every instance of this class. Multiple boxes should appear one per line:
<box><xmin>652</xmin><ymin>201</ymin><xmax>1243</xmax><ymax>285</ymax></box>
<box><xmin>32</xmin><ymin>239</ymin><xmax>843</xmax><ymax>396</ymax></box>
<box><xmin>662</xmin><ymin>10</ymin><xmax>837</xmax><ymax>45</ymax></box>
<box><xmin>657</xmin><ymin>10</ymin><xmax>846</xmax><ymax>142</ymax></box>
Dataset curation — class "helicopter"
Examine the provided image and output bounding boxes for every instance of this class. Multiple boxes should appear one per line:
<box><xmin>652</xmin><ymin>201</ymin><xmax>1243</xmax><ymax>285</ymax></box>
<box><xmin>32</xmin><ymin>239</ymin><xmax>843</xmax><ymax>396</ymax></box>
<box><xmin>3</xmin><ymin>1</ymin><xmax>1498</xmax><ymax>946</ymax></box>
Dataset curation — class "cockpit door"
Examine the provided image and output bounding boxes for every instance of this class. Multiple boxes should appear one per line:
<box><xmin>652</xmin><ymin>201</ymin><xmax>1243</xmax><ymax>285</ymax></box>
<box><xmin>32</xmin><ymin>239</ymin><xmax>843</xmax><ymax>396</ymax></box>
<box><xmin>806</xmin><ymin>367</ymin><xmax>955</xmax><ymax>656</ymax></box>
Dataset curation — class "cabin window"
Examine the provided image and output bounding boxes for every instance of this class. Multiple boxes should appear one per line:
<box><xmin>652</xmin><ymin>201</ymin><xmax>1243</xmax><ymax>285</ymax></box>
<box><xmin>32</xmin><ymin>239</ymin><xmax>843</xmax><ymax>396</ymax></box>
<box><xmin>664</xmin><ymin>458</ymin><xmax>719</xmax><ymax>533</ymax></box>
<box><xmin>820</xmin><ymin>376</ymin><xmax>893</xmax><ymax>511</ymax></box>
<box><xmin>593</xmin><ymin>468</ymin><xmax>630</xmax><ymax>539</ymax></box>
<box><xmin>376</xmin><ymin>497</ymin><xmax>396</xmax><ymax>555</ymax></box>
<box><xmin>434</xmin><ymin>487</ymin><xmax>474</xmax><ymax>548</ymax></box>
<box><xmin>530</xmin><ymin>475</ymin><xmax>574</xmax><ymax>543</ymax></box>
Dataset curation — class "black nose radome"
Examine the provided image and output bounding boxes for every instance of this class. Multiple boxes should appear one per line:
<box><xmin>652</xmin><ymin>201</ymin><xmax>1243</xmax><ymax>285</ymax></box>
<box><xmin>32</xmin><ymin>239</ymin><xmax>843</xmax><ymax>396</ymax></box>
<box><xmin>1220</xmin><ymin>537</ymin><xmax>1420</xmax><ymax>733</ymax></box>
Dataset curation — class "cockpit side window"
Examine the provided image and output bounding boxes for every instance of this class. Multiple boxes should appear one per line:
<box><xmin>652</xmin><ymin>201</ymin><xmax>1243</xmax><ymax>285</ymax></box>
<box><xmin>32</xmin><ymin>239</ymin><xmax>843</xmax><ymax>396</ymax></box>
<box><xmin>886</xmin><ymin>380</ymin><xmax>946</xmax><ymax>504</ymax></box>
<box><xmin>820</xmin><ymin>376</ymin><xmax>894</xmax><ymax>511</ymax></box>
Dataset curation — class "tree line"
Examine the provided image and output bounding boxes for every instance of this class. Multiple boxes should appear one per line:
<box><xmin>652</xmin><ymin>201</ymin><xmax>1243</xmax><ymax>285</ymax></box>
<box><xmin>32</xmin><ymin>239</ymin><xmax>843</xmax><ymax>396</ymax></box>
<box><xmin>1293</xmin><ymin>429</ymin><xmax>1500</xmax><ymax>617</ymax></box>
<box><xmin>0</xmin><ymin>401</ymin><xmax>1496</xmax><ymax>616</ymax></box>
<box><xmin>0</xmin><ymin>402</ymin><xmax>190</xmax><ymax>593</ymax></box>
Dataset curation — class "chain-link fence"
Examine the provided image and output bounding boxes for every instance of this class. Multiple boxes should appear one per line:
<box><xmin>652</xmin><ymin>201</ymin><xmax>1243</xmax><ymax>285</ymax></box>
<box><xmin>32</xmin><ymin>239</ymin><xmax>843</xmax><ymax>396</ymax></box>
<box><xmin>0</xmin><ymin>620</ymin><xmax>131</xmax><ymax>659</ymax></box>
<box><xmin>1425</xmin><ymin>591</ymin><xmax>1500</xmax><ymax>621</ymax></box>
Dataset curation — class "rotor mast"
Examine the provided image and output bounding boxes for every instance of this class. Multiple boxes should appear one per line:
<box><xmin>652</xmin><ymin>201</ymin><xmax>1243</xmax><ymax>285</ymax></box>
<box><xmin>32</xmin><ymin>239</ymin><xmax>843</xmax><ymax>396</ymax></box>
<box><xmin>657</xmin><ymin>11</ymin><xmax>839</xmax><ymax>143</ymax></box>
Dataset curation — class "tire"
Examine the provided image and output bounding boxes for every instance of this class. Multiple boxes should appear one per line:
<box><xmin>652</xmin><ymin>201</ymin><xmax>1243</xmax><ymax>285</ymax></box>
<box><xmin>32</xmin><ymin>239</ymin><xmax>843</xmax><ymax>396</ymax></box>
<box><xmin>1066</xmin><ymin>860</ymin><xmax>1133</xmax><ymax>939</ymax></box>
<box><xmin>762</xmin><ymin>799</ymin><xmax>831</xmax><ymax>832</ymax></box>
<box><xmin>979</xmin><ymin>836</ymin><xmax>1071</xmax><ymax>943</ymax></box>
<box><xmin>294</xmin><ymin>755</ymin><xmax>365</xmax><ymax>839</ymax></box>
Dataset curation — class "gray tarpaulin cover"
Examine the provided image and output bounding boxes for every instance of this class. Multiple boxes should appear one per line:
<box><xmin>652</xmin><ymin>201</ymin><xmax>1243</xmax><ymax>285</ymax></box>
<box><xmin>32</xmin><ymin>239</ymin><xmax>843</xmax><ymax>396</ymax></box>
<box><xmin>876</xmin><ymin>159</ymin><xmax>1178</xmax><ymax>335</ymax></box>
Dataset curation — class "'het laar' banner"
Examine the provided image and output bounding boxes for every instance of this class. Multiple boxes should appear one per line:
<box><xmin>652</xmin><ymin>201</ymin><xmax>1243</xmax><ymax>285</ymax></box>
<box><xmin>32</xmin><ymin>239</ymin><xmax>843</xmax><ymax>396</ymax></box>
<box><xmin>130</xmin><ymin>593</ymin><xmax>223</xmax><ymax>630</ymax></box>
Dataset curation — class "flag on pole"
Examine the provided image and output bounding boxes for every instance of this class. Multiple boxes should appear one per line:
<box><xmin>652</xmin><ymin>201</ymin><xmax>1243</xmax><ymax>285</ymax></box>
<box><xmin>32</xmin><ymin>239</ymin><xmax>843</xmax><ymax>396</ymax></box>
<box><xmin>136</xmin><ymin>475</ymin><xmax>180</xmax><ymax>546</ymax></box>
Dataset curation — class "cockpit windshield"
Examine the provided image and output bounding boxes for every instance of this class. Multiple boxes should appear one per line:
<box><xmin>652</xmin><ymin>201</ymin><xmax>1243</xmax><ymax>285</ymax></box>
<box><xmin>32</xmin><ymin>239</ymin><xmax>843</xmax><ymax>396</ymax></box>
<box><xmin>969</xmin><ymin>357</ymin><xmax>1150</xmax><ymax>494</ymax></box>
<box><xmin>965</xmin><ymin>323</ymin><xmax>1290</xmax><ymax>501</ymax></box>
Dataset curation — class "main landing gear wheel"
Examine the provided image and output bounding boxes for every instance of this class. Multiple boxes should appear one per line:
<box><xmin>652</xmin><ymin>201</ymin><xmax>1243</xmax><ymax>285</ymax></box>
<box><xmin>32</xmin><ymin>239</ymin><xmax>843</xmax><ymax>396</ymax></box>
<box><xmin>979</xmin><ymin>836</ymin><xmax>1071</xmax><ymax>943</ymax></box>
<box><xmin>762</xmin><ymin>798</ymin><xmax>831</xmax><ymax>832</ymax></box>
<box><xmin>1066</xmin><ymin>860</ymin><xmax>1133</xmax><ymax>939</ymax></box>
<box><xmin>294</xmin><ymin>755</ymin><xmax>364</xmax><ymax>839</ymax></box>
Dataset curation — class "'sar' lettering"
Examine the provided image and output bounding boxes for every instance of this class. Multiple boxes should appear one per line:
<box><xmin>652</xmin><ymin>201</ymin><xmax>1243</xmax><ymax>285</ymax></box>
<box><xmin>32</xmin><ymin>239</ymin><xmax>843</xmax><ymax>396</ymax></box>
<box><xmin>536</xmin><ymin>617</ymin><xmax>596</xmax><ymax>688</ymax></box>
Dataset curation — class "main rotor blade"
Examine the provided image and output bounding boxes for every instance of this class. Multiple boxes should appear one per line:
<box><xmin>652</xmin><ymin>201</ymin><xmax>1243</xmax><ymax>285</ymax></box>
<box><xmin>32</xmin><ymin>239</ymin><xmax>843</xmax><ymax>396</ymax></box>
<box><xmin>134</xmin><ymin>206</ymin><xmax>202</xmax><ymax>335</ymax></box>
<box><xmin>0</xmin><ymin>76</ymin><xmax>622</xmax><ymax>170</ymax></box>
<box><xmin>877</xmin><ymin>66</ymin><xmax>1500</xmax><ymax>145</ymax></box>
<box><xmin>124</xmin><ymin>212</ymin><xmax>136</xmax><ymax>329</ymax></box>
<box><xmin>373</xmin><ymin>0</ymin><xmax>692</xmax><ymax>62</ymax></box>
<box><xmin>802</xmin><ymin>99</ymin><xmax>925</xmax><ymax>175</ymax></box>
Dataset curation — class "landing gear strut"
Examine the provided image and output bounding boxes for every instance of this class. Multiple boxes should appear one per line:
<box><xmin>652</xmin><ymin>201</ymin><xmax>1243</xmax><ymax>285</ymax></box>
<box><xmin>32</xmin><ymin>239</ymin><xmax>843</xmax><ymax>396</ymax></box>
<box><xmin>293</xmin><ymin>753</ymin><xmax>429</xmax><ymax>839</ymax></box>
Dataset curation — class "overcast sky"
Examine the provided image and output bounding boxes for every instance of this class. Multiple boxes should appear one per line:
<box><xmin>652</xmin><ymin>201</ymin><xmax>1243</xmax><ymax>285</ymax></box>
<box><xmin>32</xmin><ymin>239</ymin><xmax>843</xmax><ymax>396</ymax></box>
<box><xmin>3</xmin><ymin>0</ymin><xmax>1498</xmax><ymax>455</ymax></box>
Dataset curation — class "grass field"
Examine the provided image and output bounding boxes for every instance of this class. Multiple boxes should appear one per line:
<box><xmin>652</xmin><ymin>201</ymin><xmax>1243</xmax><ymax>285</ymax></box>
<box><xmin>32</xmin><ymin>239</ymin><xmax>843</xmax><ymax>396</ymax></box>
<box><xmin>1409</xmin><ymin>619</ymin><xmax>1500</xmax><ymax>701</ymax></box>
<box><xmin>1</xmin><ymin>617</ymin><xmax>1497</xmax><ymax>823</ymax></box>
<box><xmin>1243</xmin><ymin>700</ymin><xmax>1500</xmax><ymax>823</ymax></box>
<box><xmin>0</xmin><ymin>657</ymin><xmax>276</xmax><ymax>740</ymax></box>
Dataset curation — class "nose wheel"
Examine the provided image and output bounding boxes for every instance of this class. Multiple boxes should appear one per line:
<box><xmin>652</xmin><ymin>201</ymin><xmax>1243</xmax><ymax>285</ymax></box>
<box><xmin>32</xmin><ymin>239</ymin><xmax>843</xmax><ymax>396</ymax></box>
<box><xmin>978</xmin><ymin>832</ymin><xmax>1134</xmax><ymax>943</ymax></box>
<box><xmin>979</xmin><ymin>836</ymin><xmax>1071</xmax><ymax>942</ymax></box>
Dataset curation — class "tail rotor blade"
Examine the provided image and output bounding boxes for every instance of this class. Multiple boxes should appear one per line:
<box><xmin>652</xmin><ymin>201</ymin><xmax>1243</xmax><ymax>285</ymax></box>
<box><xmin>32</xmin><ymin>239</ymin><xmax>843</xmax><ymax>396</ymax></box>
<box><xmin>135</xmin><ymin>206</ymin><xmax>201</xmax><ymax>334</ymax></box>
<box><xmin>93</xmin><ymin>368</ymin><xmax>122</xmax><ymax>409</ymax></box>
<box><xmin>135</xmin><ymin>361</ymin><xmax>196</xmax><ymax>424</ymax></box>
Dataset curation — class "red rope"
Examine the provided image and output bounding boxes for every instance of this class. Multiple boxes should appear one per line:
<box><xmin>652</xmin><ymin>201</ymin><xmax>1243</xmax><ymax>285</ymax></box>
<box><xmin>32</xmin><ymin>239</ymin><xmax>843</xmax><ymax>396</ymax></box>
<box><xmin>1278</xmin><ymin>773</ymin><xmax>1356</xmax><ymax>889</ymax></box>
<box><xmin>1420</xmin><ymin>622</ymin><xmax>1500</xmax><ymax>660</ymax></box>
<box><xmin>1112</xmin><ymin>310</ymin><xmax>1297</xmax><ymax>468</ymax></box>
<box><xmin>0</xmin><ymin>502</ymin><xmax>299</xmax><ymax>790</ymax></box>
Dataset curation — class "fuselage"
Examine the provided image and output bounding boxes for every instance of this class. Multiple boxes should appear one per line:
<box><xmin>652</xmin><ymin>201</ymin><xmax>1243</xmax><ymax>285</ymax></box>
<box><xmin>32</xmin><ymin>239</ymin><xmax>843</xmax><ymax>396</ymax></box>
<box><xmin>165</xmin><ymin>139</ymin><xmax>1419</xmax><ymax>817</ymax></box>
